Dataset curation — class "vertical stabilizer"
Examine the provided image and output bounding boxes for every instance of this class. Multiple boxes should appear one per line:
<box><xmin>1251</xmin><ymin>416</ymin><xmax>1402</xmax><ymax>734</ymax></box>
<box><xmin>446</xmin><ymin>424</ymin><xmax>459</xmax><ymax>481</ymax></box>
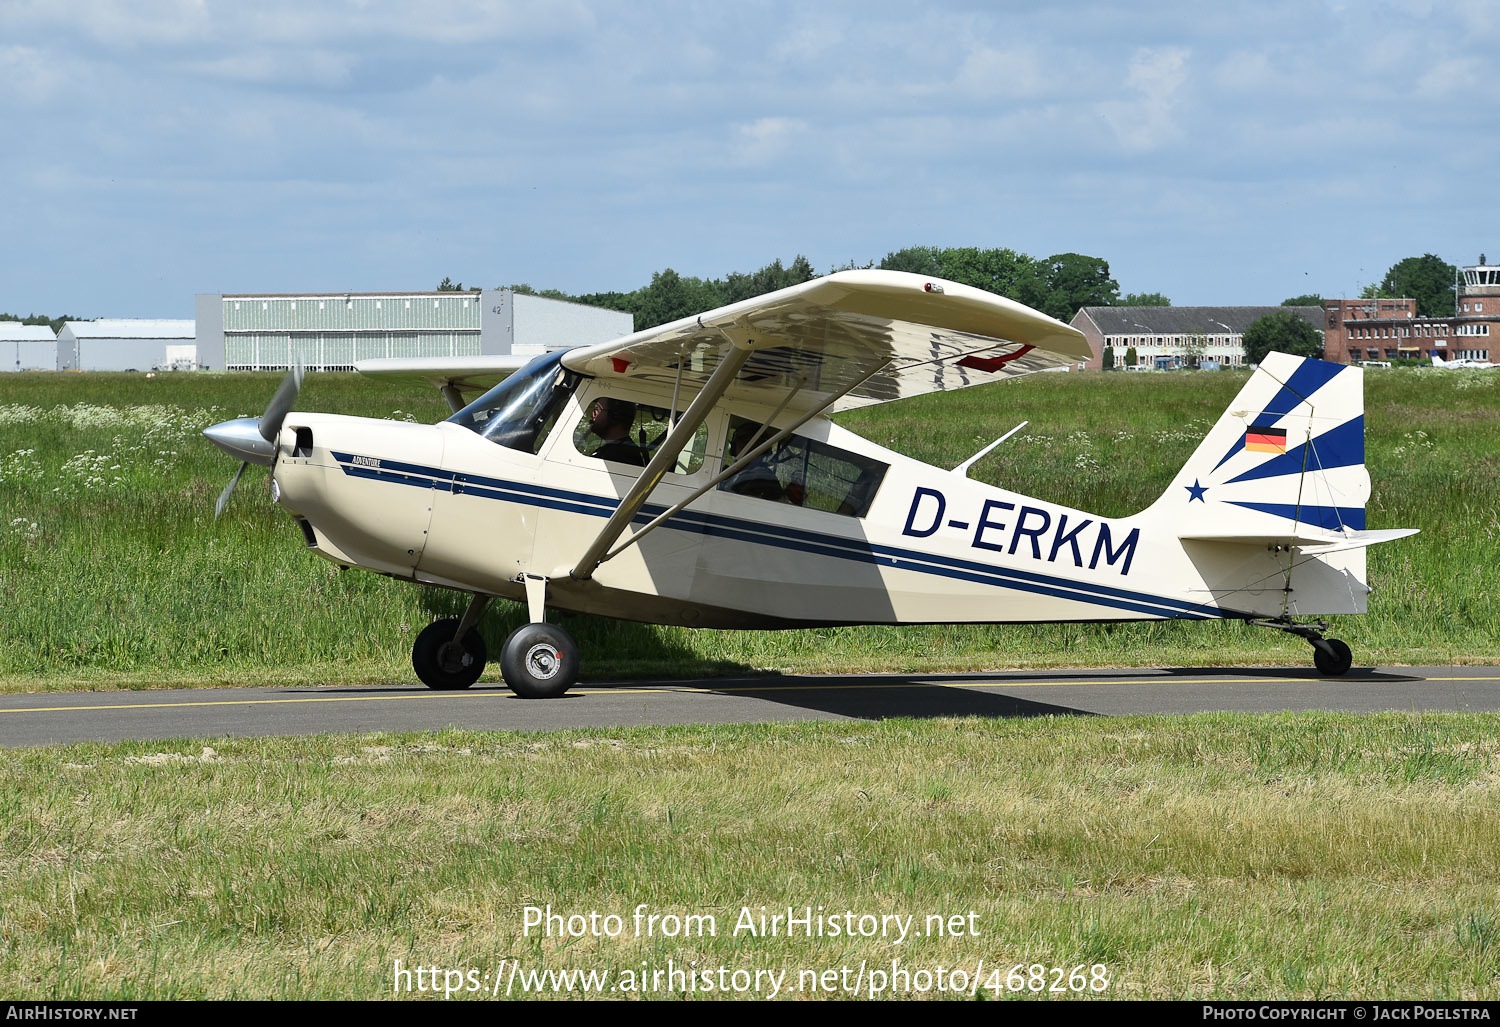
<box><xmin>1148</xmin><ymin>352</ymin><xmax>1369</xmax><ymax>541</ymax></box>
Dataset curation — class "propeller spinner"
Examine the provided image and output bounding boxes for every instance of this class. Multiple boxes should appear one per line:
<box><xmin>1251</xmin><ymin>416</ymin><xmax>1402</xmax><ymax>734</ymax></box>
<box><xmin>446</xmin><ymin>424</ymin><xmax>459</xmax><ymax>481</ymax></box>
<box><xmin>203</xmin><ymin>363</ymin><xmax>304</xmax><ymax>518</ymax></box>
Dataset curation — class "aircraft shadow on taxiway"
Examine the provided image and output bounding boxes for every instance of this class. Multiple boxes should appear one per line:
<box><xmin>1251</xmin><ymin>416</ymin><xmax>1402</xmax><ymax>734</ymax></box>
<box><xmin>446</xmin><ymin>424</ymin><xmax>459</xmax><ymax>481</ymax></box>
<box><xmin>589</xmin><ymin>665</ymin><xmax>1428</xmax><ymax>722</ymax></box>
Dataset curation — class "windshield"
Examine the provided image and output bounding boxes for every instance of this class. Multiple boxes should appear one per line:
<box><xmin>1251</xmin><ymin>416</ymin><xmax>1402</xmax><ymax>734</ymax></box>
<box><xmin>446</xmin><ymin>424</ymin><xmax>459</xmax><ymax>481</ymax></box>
<box><xmin>447</xmin><ymin>351</ymin><xmax>580</xmax><ymax>454</ymax></box>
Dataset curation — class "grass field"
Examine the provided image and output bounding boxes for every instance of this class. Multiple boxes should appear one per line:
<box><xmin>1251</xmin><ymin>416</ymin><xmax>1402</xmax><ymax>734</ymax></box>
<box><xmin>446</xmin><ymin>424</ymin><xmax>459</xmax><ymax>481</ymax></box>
<box><xmin>1</xmin><ymin>366</ymin><xmax>1494</xmax><ymax>691</ymax></box>
<box><xmin>3</xmin><ymin>367</ymin><xmax>1499</xmax><ymax>1002</ymax></box>
<box><xmin>3</xmin><ymin>713</ymin><xmax>1498</xmax><ymax>1000</ymax></box>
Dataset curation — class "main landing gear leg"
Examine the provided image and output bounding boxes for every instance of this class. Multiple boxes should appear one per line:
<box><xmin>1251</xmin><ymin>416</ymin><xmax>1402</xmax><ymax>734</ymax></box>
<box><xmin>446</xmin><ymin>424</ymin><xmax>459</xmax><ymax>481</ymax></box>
<box><xmin>1250</xmin><ymin>617</ymin><xmax>1354</xmax><ymax>677</ymax></box>
<box><xmin>413</xmin><ymin>594</ymin><xmax>491</xmax><ymax>690</ymax></box>
<box><xmin>499</xmin><ymin>575</ymin><xmax>580</xmax><ymax>700</ymax></box>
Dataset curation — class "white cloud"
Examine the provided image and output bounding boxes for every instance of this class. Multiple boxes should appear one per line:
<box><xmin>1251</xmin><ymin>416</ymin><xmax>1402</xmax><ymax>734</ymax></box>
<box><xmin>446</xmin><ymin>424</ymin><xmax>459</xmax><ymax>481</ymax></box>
<box><xmin>0</xmin><ymin>45</ymin><xmax>68</xmax><ymax>104</ymax></box>
<box><xmin>185</xmin><ymin>50</ymin><xmax>357</xmax><ymax>87</ymax></box>
<box><xmin>948</xmin><ymin>45</ymin><xmax>1045</xmax><ymax>101</ymax></box>
<box><xmin>1098</xmin><ymin>46</ymin><xmax>1190</xmax><ymax>152</ymax></box>
<box><xmin>1415</xmin><ymin>57</ymin><xmax>1484</xmax><ymax>99</ymax></box>
<box><xmin>731</xmin><ymin>117</ymin><xmax>811</xmax><ymax>166</ymax></box>
<box><xmin>770</xmin><ymin>21</ymin><xmax>843</xmax><ymax>65</ymax></box>
<box><xmin>0</xmin><ymin>0</ymin><xmax>214</xmax><ymax>47</ymax></box>
<box><xmin>0</xmin><ymin>0</ymin><xmax>595</xmax><ymax>48</ymax></box>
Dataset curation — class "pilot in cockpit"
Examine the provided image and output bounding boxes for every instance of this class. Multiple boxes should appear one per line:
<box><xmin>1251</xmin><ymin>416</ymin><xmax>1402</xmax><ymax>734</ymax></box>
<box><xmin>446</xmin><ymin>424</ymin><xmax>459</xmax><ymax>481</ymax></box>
<box><xmin>584</xmin><ymin>397</ymin><xmax>648</xmax><ymax>467</ymax></box>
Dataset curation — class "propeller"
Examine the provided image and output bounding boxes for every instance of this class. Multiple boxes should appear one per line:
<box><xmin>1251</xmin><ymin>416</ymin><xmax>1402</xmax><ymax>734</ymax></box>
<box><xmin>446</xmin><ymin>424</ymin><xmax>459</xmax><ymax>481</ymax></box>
<box><xmin>203</xmin><ymin>363</ymin><xmax>304</xmax><ymax>518</ymax></box>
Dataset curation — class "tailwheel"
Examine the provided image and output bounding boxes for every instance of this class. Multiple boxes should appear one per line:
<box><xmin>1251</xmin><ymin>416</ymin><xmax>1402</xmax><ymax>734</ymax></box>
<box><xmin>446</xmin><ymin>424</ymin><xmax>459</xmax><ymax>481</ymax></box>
<box><xmin>500</xmin><ymin>622</ymin><xmax>580</xmax><ymax>699</ymax></box>
<box><xmin>1312</xmin><ymin>638</ymin><xmax>1353</xmax><ymax>677</ymax></box>
<box><xmin>412</xmin><ymin>617</ymin><xmax>488</xmax><ymax>690</ymax></box>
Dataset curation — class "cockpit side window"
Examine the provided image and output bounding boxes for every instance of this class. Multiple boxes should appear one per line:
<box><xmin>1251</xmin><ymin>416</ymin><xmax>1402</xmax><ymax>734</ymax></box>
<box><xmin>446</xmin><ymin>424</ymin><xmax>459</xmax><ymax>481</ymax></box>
<box><xmin>572</xmin><ymin>394</ymin><xmax>709</xmax><ymax>474</ymax></box>
<box><xmin>718</xmin><ymin>416</ymin><xmax>887</xmax><ymax>517</ymax></box>
<box><xmin>447</xmin><ymin>351</ymin><xmax>579</xmax><ymax>454</ymax></box>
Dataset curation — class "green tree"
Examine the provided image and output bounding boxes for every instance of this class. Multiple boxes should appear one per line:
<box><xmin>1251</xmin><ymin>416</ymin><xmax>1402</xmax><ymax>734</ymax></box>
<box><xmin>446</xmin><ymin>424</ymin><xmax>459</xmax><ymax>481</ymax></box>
<box><xmin>880</xmin><ymin>246</ymin><xmax>1042</xmax><ymax>303</ymax></box>
<box><xmin>1102</xmin><ymin>344</ymin><xmax>1115</xmax><ymax>370</ymax></box>
<box><xmin>1032</xmin><ymin>253</ymin><xmax>1120</xmax><ymax>321</ymax></box>
<box><xmin>1281</xmin><ymin>293</ymin><xmax>1323</xmax><ymax>307</ymax></box>
<box><xmin>2</xmin><ymin>311</ymin><xmax>80</xmax><ymax>333</ymax></box>
<box><xmin>506</xmin><ymin>284</ymin><xmax>573</xmax><ymax>300</ymax></box>
<box><xmin>569</xmin><ymin>290</ymin><xmax>638</xmax><ymax>315</ymax></box>
<box><xmin>633</xmin><ymin>269</ymin><xmax>725</xmax><ymax>330</ymax></box>
<box><xmin>1379</xmin><ymin>254</ymin><xmax>1457</xmax><ymax>318</ymax></box>
<box><xmin>721</xmin><ymin>255</ymin><xmax>814</xmax><ymax>304</ymax></box>
<box><xmin>1124</xmin><ymin>345</ymin><xmax>1138</xmax><ymax>369</ymax></box>
<box><xmin>437</xmin><ymin>277</ymin><xmax>478</xmax><ymax>292</ymax></box>
<box><xmin>529</xmin><ymin>254</ymin><xmax>819</xmax><ymax>330</ymax></box>
<box><xmin>826</xmin><ymin>258</ymin><xmax>875</xmax><ymax>272</ymax></box>
<box><xmin>939</xmin><ymin>247</ymin><xmax>1041</xmax><ymax>301</ymax></box>
<box><xmin>1242</xmin><ymin>311</ymin><xmax>1324</xmax><ymax>365</ymax></box>
<box><xmin>876</xmin><ymin>246</ymin><xmax>942</xmax><ymax>276</ymax></box>
<box><xmin>1120</xmin><ymin>292</ymin><xmax>1171</xmax><ymax>306</ymax></box>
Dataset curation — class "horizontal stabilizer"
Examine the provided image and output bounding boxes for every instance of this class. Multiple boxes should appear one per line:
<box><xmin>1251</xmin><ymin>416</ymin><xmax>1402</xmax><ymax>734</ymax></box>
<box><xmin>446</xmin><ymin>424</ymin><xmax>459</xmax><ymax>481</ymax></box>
<box><xmin>1180</xmin><ymin>527</ymin><xmax>1419</xmax><ymax>554</ymax></box>
<box><xmin>1294</xmin><ymin>527</ymin><xmax>1420</xmax><ymax>555</ymax></box>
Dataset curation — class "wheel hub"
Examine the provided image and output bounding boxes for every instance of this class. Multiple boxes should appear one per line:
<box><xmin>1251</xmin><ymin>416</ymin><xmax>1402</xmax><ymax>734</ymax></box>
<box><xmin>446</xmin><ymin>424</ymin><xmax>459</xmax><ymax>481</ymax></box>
<box><xmin>525</xmin><ymin>643</ymin><xmax>562</xmax><ymax>680</ymax></box>
<box><xmin>437</xmin><ymin>641</ymin><xmax>473</xmax><ymax>674</ymax></box>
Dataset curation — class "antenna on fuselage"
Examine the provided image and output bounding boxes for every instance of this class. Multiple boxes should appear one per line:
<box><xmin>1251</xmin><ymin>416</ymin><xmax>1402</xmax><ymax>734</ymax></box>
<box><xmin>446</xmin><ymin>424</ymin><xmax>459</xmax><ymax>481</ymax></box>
<box><xmin>951</xmin><ymin>420</ymin><xmax>1028</xmax><ymax>479</ymax></box>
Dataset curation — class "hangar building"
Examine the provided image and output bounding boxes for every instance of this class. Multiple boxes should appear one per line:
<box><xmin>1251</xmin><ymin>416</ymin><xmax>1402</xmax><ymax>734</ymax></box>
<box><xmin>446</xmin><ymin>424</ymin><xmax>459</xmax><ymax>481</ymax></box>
<box><xmin>1</xmin><ymin>322</ymin><xmax>57</xmax><ymax>371</ymax></box>
<box><xmin>57</xmin><ymin>319</ymin><xmax>197</xmax><ymax>372</ymax></box>
<box><xmin>193</xmin><ymin>289</ymin><xmax>631</xmax><ymax>371</ymax></box>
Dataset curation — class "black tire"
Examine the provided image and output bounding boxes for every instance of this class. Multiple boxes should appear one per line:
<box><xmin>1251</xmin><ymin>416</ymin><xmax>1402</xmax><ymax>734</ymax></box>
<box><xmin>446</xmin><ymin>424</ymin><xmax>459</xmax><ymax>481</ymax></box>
<box><xmin>412</xmin><ymin>618</ymin><xmax>487</xmax><ymax>690</ymax></box>
<box><xmin>500</xmin><ymin>622</ymin><xmax>580</xmax><ymax>699</ymax></box>
<box><xmin>1312</xmin><ymin>638</ymin><xmax>1353</xmax><ymax>676</ymax></box>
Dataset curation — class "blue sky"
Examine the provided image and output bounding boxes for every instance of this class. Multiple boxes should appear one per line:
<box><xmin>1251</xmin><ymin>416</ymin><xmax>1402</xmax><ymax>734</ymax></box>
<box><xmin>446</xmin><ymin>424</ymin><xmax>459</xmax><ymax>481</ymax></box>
<box><xmin>2</xmin><ymin>0</ymin><xmax>1495</xmax><ymax>318</ymax></box>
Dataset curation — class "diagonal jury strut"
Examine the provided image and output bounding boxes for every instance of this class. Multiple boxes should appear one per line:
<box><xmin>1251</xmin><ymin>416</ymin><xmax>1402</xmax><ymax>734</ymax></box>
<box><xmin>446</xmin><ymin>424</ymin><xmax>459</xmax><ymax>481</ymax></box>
<box><xmin>570</xmin><ymin>338</ymin><xmax>754</xmax><ymax>581</ymax></box>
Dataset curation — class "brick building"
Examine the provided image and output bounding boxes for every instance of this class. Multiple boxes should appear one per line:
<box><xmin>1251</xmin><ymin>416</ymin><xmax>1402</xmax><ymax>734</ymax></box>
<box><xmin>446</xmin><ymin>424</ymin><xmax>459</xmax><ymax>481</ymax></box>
<box><xmin>1322</xmin><ymin>255</ymin><xmax>1498</xmax><ymax>364</ymax></box>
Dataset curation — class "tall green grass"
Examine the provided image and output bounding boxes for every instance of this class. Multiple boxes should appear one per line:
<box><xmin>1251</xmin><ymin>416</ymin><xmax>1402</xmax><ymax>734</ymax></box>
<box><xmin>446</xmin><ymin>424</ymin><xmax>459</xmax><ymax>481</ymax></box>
<box><xmin>1</xmin><ymin>367</ymin><xmax>1494</xmax><ymax>689</ymax></box>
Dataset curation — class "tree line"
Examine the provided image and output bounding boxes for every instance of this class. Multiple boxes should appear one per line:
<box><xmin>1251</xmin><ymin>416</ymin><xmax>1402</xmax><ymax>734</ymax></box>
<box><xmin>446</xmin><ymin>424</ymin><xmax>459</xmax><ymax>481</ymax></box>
<box><xmin>492</xmin><ymin>246</ymin><xmax>1125</xmax><ymax>332</ymax></box>
<box><xmin>483</xmin><ymin>249</ymin><xmax>1458</xmax><ymax>334</ymax></box>
<box><xmin>0</xmin><ymin>312</ymin><xmax>80</xmax><ymax>334</ymax></box>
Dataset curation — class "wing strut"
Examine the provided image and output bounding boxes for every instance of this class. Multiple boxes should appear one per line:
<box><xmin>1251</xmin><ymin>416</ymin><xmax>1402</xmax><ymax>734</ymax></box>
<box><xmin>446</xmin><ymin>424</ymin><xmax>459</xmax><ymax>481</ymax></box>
<box><xmin>596</xmin><ymin>358</ymin><xmax>891</xmax><ymax>566</ymax></box>
<box><xmin>570</xmin><ymin>338</ymin><xmax>754</xmax><ymax>581</ymax></box>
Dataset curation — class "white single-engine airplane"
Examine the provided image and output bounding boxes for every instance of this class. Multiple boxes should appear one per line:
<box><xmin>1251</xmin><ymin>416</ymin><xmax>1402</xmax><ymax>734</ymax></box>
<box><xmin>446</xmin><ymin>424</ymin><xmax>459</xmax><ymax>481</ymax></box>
<box><xmin>204</xmin><ymin>270</ymin><xmax>1417</xmax><ymax>697</ymax></box>
<box><xmin>1431</xmin><ymin>354</ymin><xmax>1496</xmax><ymax>370</ymax></box>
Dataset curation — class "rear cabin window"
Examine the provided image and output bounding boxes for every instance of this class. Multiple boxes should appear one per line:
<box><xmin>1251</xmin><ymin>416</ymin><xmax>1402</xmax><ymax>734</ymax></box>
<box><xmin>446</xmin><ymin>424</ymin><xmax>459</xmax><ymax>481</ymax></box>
<box><xmin>717</xmin><ymin>416</ymin><xmax>887</xmax><ymax>517</ymax></box>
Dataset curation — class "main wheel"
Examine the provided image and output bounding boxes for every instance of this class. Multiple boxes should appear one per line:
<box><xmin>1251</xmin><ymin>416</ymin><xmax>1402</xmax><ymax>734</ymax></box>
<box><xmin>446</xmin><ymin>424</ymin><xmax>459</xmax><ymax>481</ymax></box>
<box><xmin>500</xmin><ymin>622</ymin><xmax>580</xmax><ymax>699</ymax></box>
<box><xmin>412</xmin><ymin>618</ymin><xmax>487</xmax><ymax>690</ymax></box>
<box><xmin>1312</xmin><ymin>637</ymin><xmax>1353</xmax><ymax>676</ymax></box>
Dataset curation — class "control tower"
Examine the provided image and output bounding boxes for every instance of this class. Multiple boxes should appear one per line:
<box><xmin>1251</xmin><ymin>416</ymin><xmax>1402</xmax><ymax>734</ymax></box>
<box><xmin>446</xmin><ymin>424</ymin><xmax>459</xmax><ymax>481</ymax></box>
<box><xmin>1453</xmin><ymin>255</ymin><xmax>1497</xmax><ymax>361</ymax></box>
<box><xmin>1459</xmin><ymin>254</ymin><xmax>1500</xmax><ymax>301</ymax></box>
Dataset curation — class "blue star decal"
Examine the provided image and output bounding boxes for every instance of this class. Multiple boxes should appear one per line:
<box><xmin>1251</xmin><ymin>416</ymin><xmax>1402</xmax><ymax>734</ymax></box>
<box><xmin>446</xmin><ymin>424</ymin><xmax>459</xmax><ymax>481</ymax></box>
<box><xmin>1185</xmin><ymin>478</ymin><xmax>1208</xmax><ymax>503</ymax></box>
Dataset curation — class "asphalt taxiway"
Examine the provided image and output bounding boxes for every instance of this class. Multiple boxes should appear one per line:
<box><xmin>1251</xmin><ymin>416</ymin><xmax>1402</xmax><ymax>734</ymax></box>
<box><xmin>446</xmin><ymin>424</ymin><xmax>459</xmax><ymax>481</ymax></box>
<box><xmin>2</xmin><ymin>666</ymin><xmax>1498</xmax><ymax>746</ymax></box>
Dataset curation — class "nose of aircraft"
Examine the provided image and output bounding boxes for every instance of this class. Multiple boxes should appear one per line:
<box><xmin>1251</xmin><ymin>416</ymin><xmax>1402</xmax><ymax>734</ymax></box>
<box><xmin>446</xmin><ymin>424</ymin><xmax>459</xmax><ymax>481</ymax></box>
<box><xmin>203</xmin><ymin>363</ymin><xmax>305</xmax><ymax>518</ymax></box>
<box><xmin>203</xmin><ymin>416</ymin><xmax>277</xmax><ymax>466</ymax></box>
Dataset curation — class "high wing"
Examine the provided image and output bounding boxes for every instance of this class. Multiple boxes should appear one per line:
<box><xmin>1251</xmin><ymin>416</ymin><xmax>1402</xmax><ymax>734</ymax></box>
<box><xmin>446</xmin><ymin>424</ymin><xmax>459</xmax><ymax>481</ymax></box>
<box><xmin>355</xmin><ymin>355</ymin><xmax>536</xmax><ymax>412</ymax></box>
<box><xmin>564</xmin><ymin>270</ymin><xmax>1088</xmax><ymax>579</ymax></box>
<box><xmin>560</xmin><ymin>269</ymin><xmax>1090</xmax><ymax>414</ymax></box>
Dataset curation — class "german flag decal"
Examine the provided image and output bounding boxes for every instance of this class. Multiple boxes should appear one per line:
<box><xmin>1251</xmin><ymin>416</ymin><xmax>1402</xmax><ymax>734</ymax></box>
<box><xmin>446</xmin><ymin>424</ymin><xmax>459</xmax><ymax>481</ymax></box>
<box><xmin>1245</xmin><ymin>425</ymin><xmax>1287</xmax><ymax>454</ymax></box>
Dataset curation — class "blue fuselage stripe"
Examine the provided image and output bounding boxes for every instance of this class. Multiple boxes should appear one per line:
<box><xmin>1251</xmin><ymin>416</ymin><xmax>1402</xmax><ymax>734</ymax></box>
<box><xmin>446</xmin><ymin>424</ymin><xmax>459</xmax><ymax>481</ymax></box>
<box><xmin>328</xmin><ymin>454</ymin><xmax>1229</xmax><ymax>621</ymax></box>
